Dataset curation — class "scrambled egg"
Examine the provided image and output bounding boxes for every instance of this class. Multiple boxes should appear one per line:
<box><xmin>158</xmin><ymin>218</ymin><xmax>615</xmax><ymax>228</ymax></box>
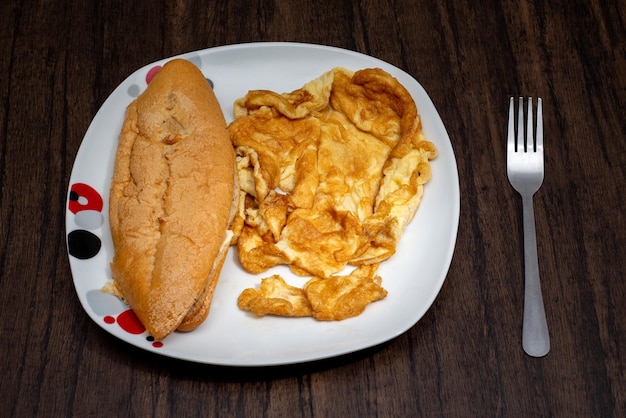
<box><xmin>228</xmin><ymin>67</ymin><xmax>437</xmax><ymax>320</ymax></box>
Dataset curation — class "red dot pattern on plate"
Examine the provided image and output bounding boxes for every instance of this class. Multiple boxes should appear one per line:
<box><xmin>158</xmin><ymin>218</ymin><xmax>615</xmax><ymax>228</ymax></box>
<box><xmin>146</xmin><ymin>65</ymin><xmax>162</xmax><ymax>84</ymax></box>
<box><xmin>103</xmin><ymin>309</ymin><xmax>164</xmax><ymax>348</ymax></box>
<box><xmin>104</xmin><ymin>309</ymin><xmax>145</xmax><ymax>334</ymax></box>
<box><xmin>67</xmin><ymin>183</ymin><xmax>103</xmax><ymax>259</ymax></box>
<box><xmin>68</xmin><ymin>183</ymin><xmax>103</xmax><ymax>214</ymax></box>
<box><xmin>116</xmin><ymin>309</ymin><xmax>145</xmax><ymax>334</ymax></box>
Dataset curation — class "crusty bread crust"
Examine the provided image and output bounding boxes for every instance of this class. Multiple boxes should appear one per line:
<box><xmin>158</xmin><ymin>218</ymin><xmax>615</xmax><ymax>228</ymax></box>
<box><xmin>108</xmin><ymin>59</ymin><xmax>235</xmax><ymax>340</ymax></box>
<box><xmin>177</xmin><ymin>167</ymin><xmax>239</xmax><ymax>332</ymax></box>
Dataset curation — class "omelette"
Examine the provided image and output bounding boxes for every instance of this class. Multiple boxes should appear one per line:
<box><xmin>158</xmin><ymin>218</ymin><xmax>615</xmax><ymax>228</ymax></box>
<box><xmin>228</xmin><ymin>67</ymin><xmax>437</xmax><ymax>320</ymax></box>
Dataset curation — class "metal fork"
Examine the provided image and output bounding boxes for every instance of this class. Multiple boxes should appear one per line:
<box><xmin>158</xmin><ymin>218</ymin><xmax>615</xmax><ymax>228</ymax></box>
<box><xmin>507</xmin><ymin>97</ymin><xmax>550</xmax><ymax>357</ymax></box>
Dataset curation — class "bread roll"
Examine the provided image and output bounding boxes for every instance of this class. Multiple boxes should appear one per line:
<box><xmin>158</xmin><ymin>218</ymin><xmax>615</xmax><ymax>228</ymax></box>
<box><xmin>108</xmin><ymin>59</ymin><xmax>237</xmax><ymax>340</ymax></box>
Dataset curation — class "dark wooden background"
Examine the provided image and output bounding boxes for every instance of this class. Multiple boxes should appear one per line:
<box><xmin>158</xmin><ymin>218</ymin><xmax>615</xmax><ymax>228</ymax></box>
<box><xmin>1</xmin><ymin>0</ymin><xmax>625</xmax><ymax>416</ymax></box>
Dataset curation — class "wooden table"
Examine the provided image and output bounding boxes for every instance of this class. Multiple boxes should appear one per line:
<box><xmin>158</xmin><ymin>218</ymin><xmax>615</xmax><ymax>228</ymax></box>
<box><xmin>2</xmin><ymin>0</ymin><xmax>625</xmax><ymax>416</ymax></box>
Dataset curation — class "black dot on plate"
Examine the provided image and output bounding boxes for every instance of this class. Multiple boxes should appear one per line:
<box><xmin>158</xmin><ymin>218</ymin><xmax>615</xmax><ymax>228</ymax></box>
<box><xmin>67</xmin><ymin>230</ymin><xmax>102</xmax><ymax>259</ymax></box>
<box><xmin>69</xmin><ymin>190</ymin><xmax>79</xmax><ymax>201</ymax></box>
<box><xmin>146</xmin><ymin>336</ymin><xmax>155</xmax><ymax>342</ymax></box>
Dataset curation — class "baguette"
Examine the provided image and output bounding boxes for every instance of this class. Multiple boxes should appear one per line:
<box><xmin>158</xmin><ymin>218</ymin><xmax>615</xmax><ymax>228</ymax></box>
<box><xmin>108</xmin><ymin>59</ymin><xmax>237</xmax><ymax>340</ymax></box>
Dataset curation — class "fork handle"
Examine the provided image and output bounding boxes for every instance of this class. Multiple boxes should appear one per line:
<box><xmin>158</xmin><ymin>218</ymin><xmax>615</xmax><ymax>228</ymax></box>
<box><xmin>521</xmin><ymin>194</ymin><xmax>550</xmax><ymax>357</ymax></box>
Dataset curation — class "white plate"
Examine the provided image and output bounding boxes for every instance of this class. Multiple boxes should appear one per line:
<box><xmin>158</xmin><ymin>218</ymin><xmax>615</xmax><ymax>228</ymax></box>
<box><xmin>66</xmin><ymin>42</ymin><xmax>459</xmax><ymax>366</ymax></box>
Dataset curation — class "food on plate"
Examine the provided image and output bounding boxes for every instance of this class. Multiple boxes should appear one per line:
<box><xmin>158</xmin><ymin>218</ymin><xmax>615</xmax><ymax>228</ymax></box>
<box><xmin>105</xmin><ymin>59</ymin><xmax>238</xmax><ymax>340</ymax></box>
<box><xmin>228</xmin><ymin>67</ymin><xmax>437</xmax><ymax>320</ymax></box>
<box><xmin>237</xmin><ymin>264</ymin><xmax>386</xmax><ymax>320</ymax></box>
<box><xmin>304</xmin><ymin>264</ymin><xmax>386</xmax><ymax>321</ymax></box>
<box><xmin>237</xmin><ymin>275</ymin><xmax>313</xmax><ymax>317</ymax></box>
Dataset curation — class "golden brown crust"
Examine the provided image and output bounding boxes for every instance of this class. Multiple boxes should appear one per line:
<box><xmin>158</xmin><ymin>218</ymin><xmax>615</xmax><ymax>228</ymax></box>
<box><xmin>177</xmin><ymin>232</ymin><xmax>231</xmax><ymax>331</ymax></box>
<box><xmin>108</xmin><ymin>59</ymin><xmax>235</xmax><ymax>339</ymax></box>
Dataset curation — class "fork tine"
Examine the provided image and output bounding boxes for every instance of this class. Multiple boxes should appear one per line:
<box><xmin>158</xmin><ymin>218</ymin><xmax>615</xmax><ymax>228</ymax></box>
<box><xmin>536</xmin><ymin>98</ymin><xmax>543</xmax><ymax>153</ymax></box>
<box><xmin>517</xmin><ymin>97</ymin><xmax>524</xmax><ymax>151</ymax></box>
<box><xmin>527</xmin><ymin>97</ymin><xmax>534</xmax><ymax>152</ymax></box>
<box><xmin>508</xmin><ymin>97</ymin><xmax>515</xmax><ymax>153</ymax></box>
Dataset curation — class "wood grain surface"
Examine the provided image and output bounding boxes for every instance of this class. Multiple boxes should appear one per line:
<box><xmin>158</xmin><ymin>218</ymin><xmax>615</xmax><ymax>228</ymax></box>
<box><xmin>1</xmin><ymin>0</ymin><xmax>625</xmax><ymax>416</ymax></box>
